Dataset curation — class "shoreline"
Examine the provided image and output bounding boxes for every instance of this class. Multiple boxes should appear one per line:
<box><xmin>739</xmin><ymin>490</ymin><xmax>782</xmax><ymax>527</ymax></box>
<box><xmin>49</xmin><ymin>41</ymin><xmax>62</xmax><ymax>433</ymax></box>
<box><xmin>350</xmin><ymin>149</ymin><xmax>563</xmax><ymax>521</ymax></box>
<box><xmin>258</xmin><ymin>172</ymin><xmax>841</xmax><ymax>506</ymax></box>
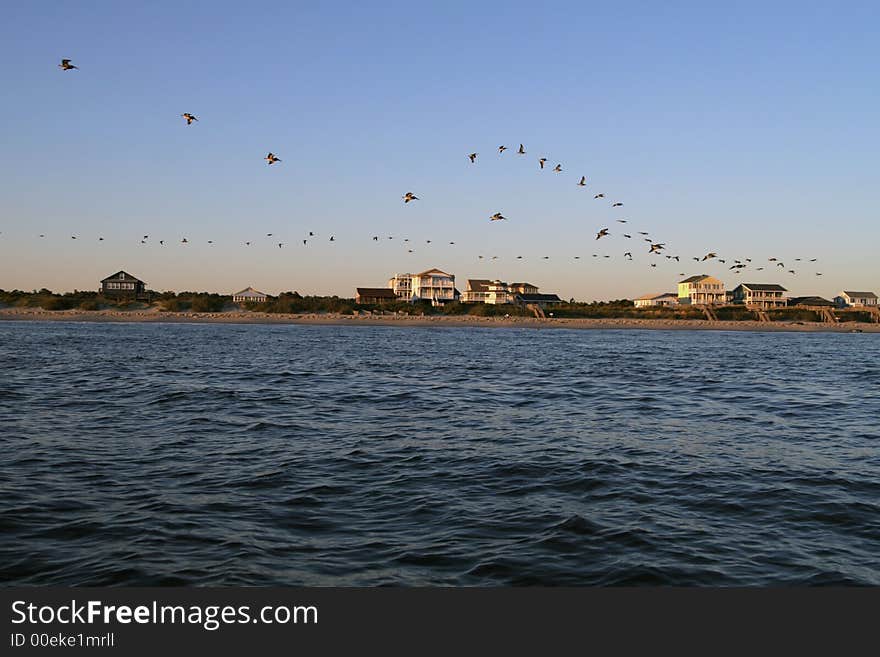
<box><xmin>1</xmin><ymin>308</ymin><xmax>878</xmax><ymax>332</ymax></box>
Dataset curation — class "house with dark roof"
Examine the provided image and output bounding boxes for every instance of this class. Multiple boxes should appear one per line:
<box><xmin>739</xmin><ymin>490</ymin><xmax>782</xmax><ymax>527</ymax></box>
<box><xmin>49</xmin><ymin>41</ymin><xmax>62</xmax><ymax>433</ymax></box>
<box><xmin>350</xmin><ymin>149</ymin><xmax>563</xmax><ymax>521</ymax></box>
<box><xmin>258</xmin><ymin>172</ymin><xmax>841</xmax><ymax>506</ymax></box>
<box><xmin>834</xmin><ymin>291</ymin><xmax>878</xmax><ymax>308</ymax></box>
<box><xmin>731</xmin><ymin>283</ymin><xmax>788</xmax><ymax>309</ymax></box>
<box><xmin>677</xmin><ymin>275</ymin><xmax>725</xmax><ymax>305</ymax></box>
<box><xmin>356</xmin><ymin>287</ymin><xmax>398</xmax><ymax>304</ymax></box>
<box><xmin>100</xmin><ymin>271</ymin><xmax>147</xmax><ymax>299</ymax></box>
<box><xmin>788</xmin><ymin>296</ymin><xmax>835</xmax><ymax>307</ymax></box>
<box><xmin>515</xmin><ymin>293</ymin><xmax>563</xmax><ymax>308</ymax></box>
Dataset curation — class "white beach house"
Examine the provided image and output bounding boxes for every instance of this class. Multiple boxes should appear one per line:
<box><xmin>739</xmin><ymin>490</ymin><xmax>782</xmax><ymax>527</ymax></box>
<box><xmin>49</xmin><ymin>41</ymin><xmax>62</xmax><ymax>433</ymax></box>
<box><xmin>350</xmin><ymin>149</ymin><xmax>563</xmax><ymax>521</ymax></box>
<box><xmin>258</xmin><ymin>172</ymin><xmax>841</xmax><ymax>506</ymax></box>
<box><xmin>634</xmin><ymin>292</ymin><xmax>679</xmax><ymax>308</ymax></box>
<box><xmin>232</xmin><ymin>287</ymin><xmax>268</xmax><ymax>303</ymax></box>
<box><xmin>834</xmin><ymin>291</ymin><xmax>878</xmax><ymax>308</ymax></box>
<box><xmin>388</xmin><ymin>268</ymin><xmax>457</xmax><ymax>306</ymax></box>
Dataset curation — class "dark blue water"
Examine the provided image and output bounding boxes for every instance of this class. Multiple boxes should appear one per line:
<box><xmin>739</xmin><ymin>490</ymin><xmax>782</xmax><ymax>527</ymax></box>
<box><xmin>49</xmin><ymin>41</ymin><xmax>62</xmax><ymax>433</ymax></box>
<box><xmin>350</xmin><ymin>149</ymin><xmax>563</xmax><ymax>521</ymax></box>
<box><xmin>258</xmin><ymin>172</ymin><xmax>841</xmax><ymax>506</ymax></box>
<box><xmin>1</xmin><ymin>321</ymin><xmax>878</xmax><ymax>585</ymax></box>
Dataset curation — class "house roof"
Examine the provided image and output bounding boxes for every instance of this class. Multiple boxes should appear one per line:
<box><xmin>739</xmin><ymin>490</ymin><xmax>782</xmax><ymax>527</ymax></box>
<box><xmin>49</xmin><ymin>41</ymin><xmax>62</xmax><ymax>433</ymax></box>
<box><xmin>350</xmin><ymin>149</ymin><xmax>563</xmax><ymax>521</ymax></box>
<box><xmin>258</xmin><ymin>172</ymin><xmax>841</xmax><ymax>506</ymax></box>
<box><xmin>510</xmin><ymin>282</ymin><xmax>536</xmax><ymax>288</ymax></box>
<box><xmin>635</xmin><ymin>292</ymin><xmax>677</xmax><ymax>300</ymax></box>
<box><xmin>101</xmin><ymin>270</ymin><xmax>143</xmax><ymax>284</ymax></box>
<box><xmin>679</xmin><ymin>274</ymin><xmax>714</xmax><ymax>284</ymax></box>
<box><xmin>842</xmin><ymin>291</ymin><xmax>878</xmax><ymax>298</ymax></box>
<box><xmin>415</xmin><ymin>268</ymin><xmax>453</xmax><ymax>278</ymax></box>
<box><xmin>466</xmin><ymin>279</ymin><xmax>492</xmax><ymax>292</ymax></box>
<box><xmin>356</xmin><ymin>287</ymin><xmax>398</xmax><ymax>298</ymax></box>
<box><xmin>789</xmin><ymin>296</ymin><xmax>835</xmax><ymax>306</ymax></box>
<box><xmin>517</xmin><ymin>293</ymin><xmax>562</xmax><ymax>302</ymax></box>
<box><xmin>739</xmin><ymin>283</ymin><xmax>787</xmax><ymax>292</ymax></box>
<box><xmin>233</xmin><ymin>287</ymin><xmax>266</xmax><ymax>297</ymax></box>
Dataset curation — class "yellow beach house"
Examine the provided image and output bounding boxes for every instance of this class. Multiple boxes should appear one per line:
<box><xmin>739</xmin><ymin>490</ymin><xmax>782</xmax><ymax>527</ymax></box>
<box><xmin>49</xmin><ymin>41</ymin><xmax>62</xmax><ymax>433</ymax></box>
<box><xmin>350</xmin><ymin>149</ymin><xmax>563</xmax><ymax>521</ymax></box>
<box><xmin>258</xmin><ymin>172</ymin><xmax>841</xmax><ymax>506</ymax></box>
<box><xmin>677</xmin><ymin>275</ymin><xmax>726</xmax><ymax>305</ymax></box>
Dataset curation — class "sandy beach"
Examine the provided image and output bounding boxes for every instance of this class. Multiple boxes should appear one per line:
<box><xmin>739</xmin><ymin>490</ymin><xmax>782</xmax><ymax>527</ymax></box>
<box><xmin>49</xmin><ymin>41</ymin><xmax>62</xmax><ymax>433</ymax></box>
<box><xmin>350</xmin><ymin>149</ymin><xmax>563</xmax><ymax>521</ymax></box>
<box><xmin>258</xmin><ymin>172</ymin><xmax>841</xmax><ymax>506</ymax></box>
<box><xmin>1</xmin><ymin>307</ymin><xmax>878</xmax><ymax>332</ymax></box>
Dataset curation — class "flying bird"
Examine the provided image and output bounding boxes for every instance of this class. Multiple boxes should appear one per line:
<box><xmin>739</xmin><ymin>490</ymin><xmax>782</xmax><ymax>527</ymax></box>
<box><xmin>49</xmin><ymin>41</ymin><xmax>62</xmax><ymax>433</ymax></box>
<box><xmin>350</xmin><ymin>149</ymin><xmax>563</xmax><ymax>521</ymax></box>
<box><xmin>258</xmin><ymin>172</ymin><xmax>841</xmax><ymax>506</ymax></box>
<box><xmin>538</xmin><ymin>158</ymin><xmax>547</xmax><ymax>169</ymax></box>
<box><xmin>578</xmin><ymin>176</ymin><xmax>587</xmax><ymax>186</ymax></box>
<box><xmin>403</xmin><ymin>192</ymin><xmax>418</xmax><ymax>203</ymax></box>
<box><xmin>702</xmin><ymin>252</ymin><xmax>717</xmax><ymax>261</ymax></box>
<box><xmin>59</xmin><ymin>59</ymin><xmax>77</xmax><ymax>71</ymax></box>
<box><xmin>490</xmin><ymin>212</ymin><xmax>507</xmax><ymax>221</ymax></box>
<box><xmin>623</xmin><ymin>234</ymin><xmax>632</xmax><ymax>238</ymax></box>
<box><xmin>553</xmin><ymin>164</ymin><xmax>562</xmax><ymax>173</ymax></box>
<box><xmin>266</xmin><ymin>153</ymin><xmax>281</xmax><ymax>165</ymax></box>
<box><xmin>616</xmin><ymin>219</ymin><xmax>627</xmax><ymax>223</ymax></box>
<box><xmin>498</xmin><ymin>145</ymin><xmax>507</xmax><ymax>154</ymax></box>
<box><xmin>181</xmin><ymin>113</ymin><xmax>198</xmax><ymax>125</ymax></box>
<box><xmin>517</xmin><ymin>144</ymin><xmax>526</xmax><ymax>155</ymax></box>
<box><xmin>612</xmin><ymin>202</ymin><xmax>623</xmax><ymax>207</ymax></box>
<box><xmin>468</xmin><ymin>152</ymin><xmax>478</xmax><ymax>163</ymax></box>
<box><xmin>596</xmin><ymin>228</ymin><xmax>610</xmax><ymax>240</ymax></box>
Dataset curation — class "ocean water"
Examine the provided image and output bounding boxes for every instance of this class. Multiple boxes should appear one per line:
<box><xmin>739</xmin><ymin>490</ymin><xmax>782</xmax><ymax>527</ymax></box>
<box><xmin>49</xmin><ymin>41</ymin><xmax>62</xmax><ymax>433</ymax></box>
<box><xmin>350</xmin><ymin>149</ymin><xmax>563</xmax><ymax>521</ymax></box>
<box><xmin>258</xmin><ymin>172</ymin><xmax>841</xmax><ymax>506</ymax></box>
<box><xmin>0</xmin><ymin>321</ymin><xmax>878</xmax><ymax>586</ymax></box>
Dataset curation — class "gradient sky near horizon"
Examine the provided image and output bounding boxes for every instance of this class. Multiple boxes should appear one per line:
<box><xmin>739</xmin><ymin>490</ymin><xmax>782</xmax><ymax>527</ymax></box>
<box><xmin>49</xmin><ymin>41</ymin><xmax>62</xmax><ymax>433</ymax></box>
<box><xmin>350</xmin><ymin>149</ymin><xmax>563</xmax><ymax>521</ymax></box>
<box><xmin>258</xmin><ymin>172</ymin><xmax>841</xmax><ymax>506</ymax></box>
<box><xmin>1</xmin><ymin>1</ymin><xmax>878</xmax><ymax>300</ymax></box>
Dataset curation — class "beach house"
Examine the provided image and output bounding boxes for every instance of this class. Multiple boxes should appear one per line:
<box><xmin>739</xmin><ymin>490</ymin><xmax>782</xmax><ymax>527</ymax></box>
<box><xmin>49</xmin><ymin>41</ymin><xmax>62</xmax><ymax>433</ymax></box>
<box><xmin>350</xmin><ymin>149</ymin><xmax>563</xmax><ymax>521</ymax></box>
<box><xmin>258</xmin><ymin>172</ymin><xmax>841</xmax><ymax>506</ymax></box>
<box><xmin>677</xmin><ymin>275</ymin><xmax>726</xmax><ymax>305</ymax></box>
<box><xmin>834</xmin><ymin>291</ymin><xmax>878</xmax><ymax>308</ymax></box>
<box><xmin>100</xmin><ymin>271</ymin><xmax>147</xmax><ymax>300</ymax></box>
<box><xmin>788</xmin><ymin>296</ymin><xmax>835</xmax><ymax>307</ymax></box>
<box><xmin>515</xmin><ymin>293</ymin><xmax>563</xmax><ymax>308</ymax></box>
<box><xmin>634</xmin><ymin>292</ymin><xmax>679</xmax><ymax>308</ymax></box>
<box><xmin>232</xmin><ymin>287</ymin><xmax>268</xmax><ymax>303</ymax></box>
<box><xmin>509</xmin><ymin>282</ymin><xmax>539</xmax><ymax>296</ymax></box>
<box><xmin>389</xmin><ymin>268</ymin><xmax>457</xmax><ymax>305</ymax></box>
<box><xmin>731</xmin><ymin>283</ymin><xmax>788</xmax><ymax>309</ymax></box>
<box><xmin>356</xmin><ymin>288</ymin><xmax>398</xmax><ymax>304</ymax></box>
<box><xmin>461</xmin><ymin>280</ymin><xmax>514</xmax><ymax>304</ymax></box>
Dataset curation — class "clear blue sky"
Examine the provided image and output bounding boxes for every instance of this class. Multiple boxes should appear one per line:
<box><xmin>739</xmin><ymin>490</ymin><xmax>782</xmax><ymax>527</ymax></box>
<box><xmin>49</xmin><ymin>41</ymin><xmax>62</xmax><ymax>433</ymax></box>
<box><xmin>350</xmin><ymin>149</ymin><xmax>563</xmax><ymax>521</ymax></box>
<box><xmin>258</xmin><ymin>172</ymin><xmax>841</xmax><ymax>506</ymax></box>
<box><xmin>1</xmin><ymin>1</ymin><xmax>878</xmax><ymax>300</ymax></box>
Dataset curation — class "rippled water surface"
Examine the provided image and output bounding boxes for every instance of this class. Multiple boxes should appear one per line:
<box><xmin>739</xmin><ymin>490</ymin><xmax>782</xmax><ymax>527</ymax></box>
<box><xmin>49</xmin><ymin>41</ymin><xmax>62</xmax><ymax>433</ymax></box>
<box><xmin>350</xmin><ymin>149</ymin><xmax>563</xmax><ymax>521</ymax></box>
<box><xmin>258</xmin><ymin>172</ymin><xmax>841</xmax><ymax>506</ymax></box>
<box><xmin>1</xmin><ymin>321</ymin><xmax>878</xmax><ymax>585</ymax></box>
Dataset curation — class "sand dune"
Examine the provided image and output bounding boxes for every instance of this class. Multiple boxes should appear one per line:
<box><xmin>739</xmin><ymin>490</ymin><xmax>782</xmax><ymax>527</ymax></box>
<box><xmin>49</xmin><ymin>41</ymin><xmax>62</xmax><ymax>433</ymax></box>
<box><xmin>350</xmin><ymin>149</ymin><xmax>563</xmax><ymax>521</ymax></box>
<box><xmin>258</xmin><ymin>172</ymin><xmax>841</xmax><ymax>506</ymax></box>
<box><xmin>1</xmin><ymin>307</ymin><xmax>877</xmax><ymax>333</ymax></box>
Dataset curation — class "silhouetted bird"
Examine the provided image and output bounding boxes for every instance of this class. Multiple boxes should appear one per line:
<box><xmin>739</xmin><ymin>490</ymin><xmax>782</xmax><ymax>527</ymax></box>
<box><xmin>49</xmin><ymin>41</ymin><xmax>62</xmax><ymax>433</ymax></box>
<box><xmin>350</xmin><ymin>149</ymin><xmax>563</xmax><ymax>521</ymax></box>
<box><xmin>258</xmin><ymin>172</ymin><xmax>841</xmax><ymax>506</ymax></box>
<box><xmin>181</xmin><ymin>113</ymin><xmax>198</xmax><ymax>125</ymax></box>
<box><xmin>59</xmin><ymin>59</ymin><xmax>77</xmax><ymax>71</ymax></box>
<box><xmin>490</xmin><ymin>213</ymin><xmax>506</xmax><ymax>221</ymax></box>
<box><xmin>596</xmin><ymin>228</ymin><xmax>609</xmax><ymax>240</ymax></box>
<box><xmin>468</xmin><ymin>153</ymin><xmax>478</xmax><ymax>163</ymax></box>
<box><xmin>578</xmin><ymin>176</ymin><xmax>586</xmax><ymax>186</ymax></box>
<box><xmin>266</xmin><ymin>153</ymin><xmax>281</xmax><ymax>165</ymax></box>
<box><xmin>517</xmin><ymin>144</ymin><xmax>526</xmax><ymax>155</ymax></box>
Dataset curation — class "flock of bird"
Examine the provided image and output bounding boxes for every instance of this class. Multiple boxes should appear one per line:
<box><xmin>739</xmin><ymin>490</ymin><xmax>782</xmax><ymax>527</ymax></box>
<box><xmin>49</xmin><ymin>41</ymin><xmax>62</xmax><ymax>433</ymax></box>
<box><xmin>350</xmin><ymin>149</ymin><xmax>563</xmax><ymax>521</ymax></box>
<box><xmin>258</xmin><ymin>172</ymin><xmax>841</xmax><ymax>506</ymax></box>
<box><xmin>18</xmin><ymin>59</ymin><xmax>824</xmax><ymax>280</ymax></box>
